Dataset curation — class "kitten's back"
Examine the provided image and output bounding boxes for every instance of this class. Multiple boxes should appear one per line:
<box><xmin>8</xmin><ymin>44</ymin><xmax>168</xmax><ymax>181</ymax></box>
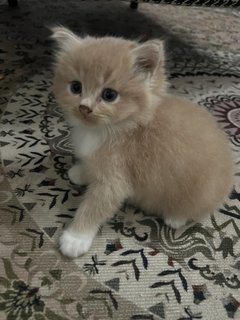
<box><xmin>125</xmin><ymin>95</ymin><xmax>233</xmax><ymax>219</ymax></box>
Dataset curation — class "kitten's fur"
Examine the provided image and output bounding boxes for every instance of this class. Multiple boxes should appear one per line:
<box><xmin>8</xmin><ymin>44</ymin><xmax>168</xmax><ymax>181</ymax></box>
<box><xmin>52</xmin><ymin>27</ymin><xmax>233</xmax><ymax>258</ymax></box>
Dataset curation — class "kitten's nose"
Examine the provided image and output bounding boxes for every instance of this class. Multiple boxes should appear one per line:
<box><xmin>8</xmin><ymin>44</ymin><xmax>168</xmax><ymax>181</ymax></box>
<box><xmin>79</xmin><ymin>104</ymin><xmax>92</xmax><ymax>116</ymax></box>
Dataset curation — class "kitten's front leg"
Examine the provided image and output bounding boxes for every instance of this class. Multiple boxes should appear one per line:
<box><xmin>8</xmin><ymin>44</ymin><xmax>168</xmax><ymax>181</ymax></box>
<box><xmin>59</xmin><ymin>179</ymin><xmax>130</xmax><ymax>258</ymax></box>
<box><xmin>68</xmin><ymin>162</ymin><xmax>88</xmax><ymax>185</ymax></box>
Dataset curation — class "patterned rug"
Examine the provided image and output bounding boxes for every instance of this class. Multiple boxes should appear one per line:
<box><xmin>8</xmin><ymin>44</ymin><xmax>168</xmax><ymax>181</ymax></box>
<box><xmin>0</xmin><ymin>1</ymin><xmax>240</xmax><ymax>319</ymax></box>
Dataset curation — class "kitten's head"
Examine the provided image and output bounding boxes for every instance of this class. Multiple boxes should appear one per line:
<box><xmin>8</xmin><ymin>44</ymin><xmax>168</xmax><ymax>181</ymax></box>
<box><xmin>51</xmin><ymin>26</ymin><xmax>167</xmax><ymax>128</ymax></box>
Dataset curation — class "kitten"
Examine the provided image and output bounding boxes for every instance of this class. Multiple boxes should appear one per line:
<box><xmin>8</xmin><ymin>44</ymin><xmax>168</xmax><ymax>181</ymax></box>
<box><xmin>51</xmin><ymin>26</ymin><xmax>233</xmax><ymax>258</ymax></box>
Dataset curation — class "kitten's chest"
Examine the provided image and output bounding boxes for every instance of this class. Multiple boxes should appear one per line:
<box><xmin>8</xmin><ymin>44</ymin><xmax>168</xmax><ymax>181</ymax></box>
<box><xmin>72</xmin><ymin>126</ymin><xmax>105</xmax><ymax>158</ymax></box>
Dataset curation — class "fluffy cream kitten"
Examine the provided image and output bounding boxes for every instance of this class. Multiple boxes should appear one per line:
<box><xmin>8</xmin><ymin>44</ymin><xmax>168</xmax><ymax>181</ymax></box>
<box><xmin>51</xmin><ymin>26</ymin><xmax>233</xmax><ymax>258</ymax></box>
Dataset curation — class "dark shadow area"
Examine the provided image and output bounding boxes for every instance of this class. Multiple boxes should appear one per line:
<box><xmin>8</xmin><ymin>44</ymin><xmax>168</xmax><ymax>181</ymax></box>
<box><xmin>0</xmin><ymin>0</ymin><xmax>224</xmax><ymax>79</ymax></box>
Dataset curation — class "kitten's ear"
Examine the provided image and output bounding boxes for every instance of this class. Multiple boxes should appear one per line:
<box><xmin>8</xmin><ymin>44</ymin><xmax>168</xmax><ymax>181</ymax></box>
<box><xmin>50</xmin><ymin>26</ymin><xmax>81</xmax><ymax>51</ymax></box>
<box><xmin>131</xmin><ymin>40</ymin><xmax>164</xmax><ymax>77</ymax></box>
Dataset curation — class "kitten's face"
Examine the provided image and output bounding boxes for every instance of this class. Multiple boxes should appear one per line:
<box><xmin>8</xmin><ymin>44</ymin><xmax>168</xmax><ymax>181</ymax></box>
<box><xmin>52</xmin><ymin>27</ymin><xmax>166</xmax><ymax>127</ymax></box>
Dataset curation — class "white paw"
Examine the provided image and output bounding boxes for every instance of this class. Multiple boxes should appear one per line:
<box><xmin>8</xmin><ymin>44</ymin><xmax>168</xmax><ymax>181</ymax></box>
<box><xmin>164</xmin><ymin>217</ymin><xmax>187</xmax><ymax>229</ymax></box>
<box><xmin>68</xmin><ymin>165</ymin><xmax>83</xmax><ymax>185</ymax></box>
<box><xmin>59</xmin><ymin>229</ymin><xmax>95</xmax><ymax>258</ymax></box>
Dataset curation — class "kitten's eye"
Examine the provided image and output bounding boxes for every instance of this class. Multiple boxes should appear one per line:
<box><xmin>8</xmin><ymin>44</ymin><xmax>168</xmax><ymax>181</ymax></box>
<box><xmin>102</xmin><ymin>88</ymin><xmax>118</xmax><ymax>102</ymax></box>
<box><xmin>70</xmin><ymin>81</ymin><xmax>82</xmax><ymax>94</ymax></box>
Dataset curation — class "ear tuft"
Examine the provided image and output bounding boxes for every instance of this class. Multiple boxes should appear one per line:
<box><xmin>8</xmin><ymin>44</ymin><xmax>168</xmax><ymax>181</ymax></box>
<box><xmin>50</xmin><ymin>25</ymin><xmax>80</xmax><ymax>51</ymax></box>
<box><xmin>131</xmin><ymin>40</ymin><xmax>164</xmax><ymax>76</ymax></box>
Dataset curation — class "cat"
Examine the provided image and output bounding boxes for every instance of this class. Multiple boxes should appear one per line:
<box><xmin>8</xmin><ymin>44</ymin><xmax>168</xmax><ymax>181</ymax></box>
<box><xmin>51</xmin><ymin>26</ymin><xmax>233</xmax><ymax>258</ymax></box>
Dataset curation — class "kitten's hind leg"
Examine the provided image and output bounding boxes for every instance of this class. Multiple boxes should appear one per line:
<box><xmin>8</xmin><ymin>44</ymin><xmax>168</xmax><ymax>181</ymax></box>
<box><xmin>164</xmin><ymin>216</ymin><xmax>188</xmax><ymax>229</ymax></box>
<box><xmin>68</xmin><ymin>162</ymin><xmax>88</xmax><ymax>185</ymax></box>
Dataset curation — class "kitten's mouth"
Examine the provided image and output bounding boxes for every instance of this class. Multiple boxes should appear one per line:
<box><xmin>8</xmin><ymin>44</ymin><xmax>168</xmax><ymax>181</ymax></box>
<box><xmin>78</xmin><ymin>111</ymin><xmax>96</xmax><ymax>125</ymax></box>
<box><xmin>79</xmin><ymin>112</ymin><xmax>88</xmax><ymax>120</ymax></box>
<box><xmin>72</xmin><ymin>108</ymin><xmax>92</xmax><ymax>124</ymax></box>
<box><xmin>79</xmin><ymin>105</ymin><xmax>92</xmax><ymax>116</ymax></box>
<box><xmin>73</xmin><ymin>108</ymin><xmax>101</xmax><ymax>126</ymax></box>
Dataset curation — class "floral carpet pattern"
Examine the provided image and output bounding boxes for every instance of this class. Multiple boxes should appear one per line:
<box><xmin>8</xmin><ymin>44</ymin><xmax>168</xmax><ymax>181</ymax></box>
<box><xmin>0</xmin><ymin>1</ymin><xmax>240</xmax><ymax>319</ymax></box>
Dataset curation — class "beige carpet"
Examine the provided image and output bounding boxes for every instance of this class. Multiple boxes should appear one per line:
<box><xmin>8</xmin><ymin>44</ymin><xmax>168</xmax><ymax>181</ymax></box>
<box><xmin>0</xmin><ymin>1</ymin><xmax>240</xmax><ymax>319</ymax></box>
